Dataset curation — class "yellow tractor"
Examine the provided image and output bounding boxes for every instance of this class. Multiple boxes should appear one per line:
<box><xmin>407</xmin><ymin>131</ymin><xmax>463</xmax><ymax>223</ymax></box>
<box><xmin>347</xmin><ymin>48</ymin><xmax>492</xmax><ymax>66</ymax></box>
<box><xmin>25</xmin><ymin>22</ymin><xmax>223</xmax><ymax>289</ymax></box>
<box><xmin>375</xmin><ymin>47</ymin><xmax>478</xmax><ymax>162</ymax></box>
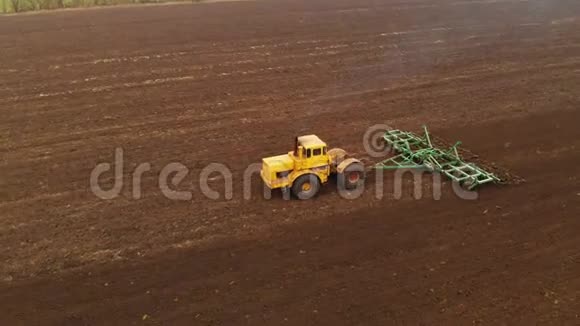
<box><xmin>260</xmin><ymin>135</ymin><xmax>365</xmax><ymax>199</ymax></box>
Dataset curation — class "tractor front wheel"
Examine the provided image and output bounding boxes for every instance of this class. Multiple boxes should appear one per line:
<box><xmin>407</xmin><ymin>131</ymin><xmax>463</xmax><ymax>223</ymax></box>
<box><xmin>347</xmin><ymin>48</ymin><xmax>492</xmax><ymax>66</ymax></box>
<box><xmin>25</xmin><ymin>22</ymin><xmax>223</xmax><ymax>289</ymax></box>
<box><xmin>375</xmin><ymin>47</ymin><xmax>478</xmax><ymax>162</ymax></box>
<box><xmin>292</xmin><ymin>174</ymin><xmax>321</xmax><ymax>200</ymax></box>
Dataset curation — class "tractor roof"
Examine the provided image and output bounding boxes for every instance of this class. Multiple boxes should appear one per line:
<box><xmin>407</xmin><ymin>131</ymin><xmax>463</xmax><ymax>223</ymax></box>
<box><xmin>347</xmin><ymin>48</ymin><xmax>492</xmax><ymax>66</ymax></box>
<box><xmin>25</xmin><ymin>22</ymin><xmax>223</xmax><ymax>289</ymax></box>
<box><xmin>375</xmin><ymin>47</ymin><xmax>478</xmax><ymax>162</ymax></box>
<box><xmin>298</xmin><ymin>134</ymin><xmax>326</xmax><ymax>148</ymax></box>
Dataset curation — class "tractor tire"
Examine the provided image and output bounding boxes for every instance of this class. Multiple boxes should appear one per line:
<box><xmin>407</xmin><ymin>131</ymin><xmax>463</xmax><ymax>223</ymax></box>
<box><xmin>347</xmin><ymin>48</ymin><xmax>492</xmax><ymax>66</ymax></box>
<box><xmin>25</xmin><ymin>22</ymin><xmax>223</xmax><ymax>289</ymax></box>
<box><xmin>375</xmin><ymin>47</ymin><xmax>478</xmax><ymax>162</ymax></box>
<box><xmin>291</xmin><ymin>174</ymin><xmax>321</xmax><ymax>200</ymax></box>
<box><xmin>338</xmin><ymin>161</ymin><xmax>365</xmax><ymax>190</ymax></box>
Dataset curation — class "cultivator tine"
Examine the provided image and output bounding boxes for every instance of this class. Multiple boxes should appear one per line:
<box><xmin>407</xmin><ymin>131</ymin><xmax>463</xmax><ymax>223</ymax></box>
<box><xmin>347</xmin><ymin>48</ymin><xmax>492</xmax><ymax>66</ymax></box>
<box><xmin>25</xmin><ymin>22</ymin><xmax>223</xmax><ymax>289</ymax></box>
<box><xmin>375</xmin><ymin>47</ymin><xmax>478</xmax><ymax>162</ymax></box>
<box><xmin>375</xmin><ymin>126</ymin><xmax>500</xmax><ymax>189</ymax></box>
<box><xmin>423</xmin><ymin>125</ymin><xmax>433</xmax><ymax>147</ymax></box>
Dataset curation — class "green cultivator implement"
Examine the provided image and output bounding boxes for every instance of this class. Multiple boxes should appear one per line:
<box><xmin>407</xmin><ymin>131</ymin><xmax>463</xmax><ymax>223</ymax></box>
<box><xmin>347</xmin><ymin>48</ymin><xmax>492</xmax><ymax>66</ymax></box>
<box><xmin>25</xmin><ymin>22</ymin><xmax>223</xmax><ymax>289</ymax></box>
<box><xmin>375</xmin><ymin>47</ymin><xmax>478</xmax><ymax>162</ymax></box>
<box><xmin>375</xmin><ymin>126</ymin><xmax>500</xmax><ymax>189</ymax></box>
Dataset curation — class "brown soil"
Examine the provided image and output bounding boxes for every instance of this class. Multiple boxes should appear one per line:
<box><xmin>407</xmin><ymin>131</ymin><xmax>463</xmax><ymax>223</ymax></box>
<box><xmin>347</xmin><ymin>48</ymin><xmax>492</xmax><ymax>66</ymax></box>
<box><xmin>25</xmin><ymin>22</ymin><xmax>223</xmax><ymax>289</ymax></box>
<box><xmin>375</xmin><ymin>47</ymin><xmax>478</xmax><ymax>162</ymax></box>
<box><xmin>1</xmin><ymin>0</ymin><xmax>580</xmax><ymax>324</ymax></box>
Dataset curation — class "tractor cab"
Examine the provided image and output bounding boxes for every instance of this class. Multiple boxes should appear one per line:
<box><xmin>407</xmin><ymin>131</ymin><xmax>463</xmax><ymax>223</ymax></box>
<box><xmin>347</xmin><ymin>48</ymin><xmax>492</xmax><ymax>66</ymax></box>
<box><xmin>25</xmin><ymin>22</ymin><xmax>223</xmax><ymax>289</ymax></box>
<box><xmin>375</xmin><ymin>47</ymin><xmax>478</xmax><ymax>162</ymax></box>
<box><xmin>292</xmin><ymin>135</ymin><xmax>328</xmax><ymax>169</ymax></box>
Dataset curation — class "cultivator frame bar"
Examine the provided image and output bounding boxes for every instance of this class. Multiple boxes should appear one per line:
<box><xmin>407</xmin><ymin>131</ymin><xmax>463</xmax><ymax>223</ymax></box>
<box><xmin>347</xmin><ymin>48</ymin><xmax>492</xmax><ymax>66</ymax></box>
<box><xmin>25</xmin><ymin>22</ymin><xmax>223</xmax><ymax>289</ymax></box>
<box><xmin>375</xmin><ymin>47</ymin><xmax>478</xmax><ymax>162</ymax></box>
<box><xmin>375</xmin><ymin>126</ymin><xmax>500</xmax><ymax>189</ymax></box>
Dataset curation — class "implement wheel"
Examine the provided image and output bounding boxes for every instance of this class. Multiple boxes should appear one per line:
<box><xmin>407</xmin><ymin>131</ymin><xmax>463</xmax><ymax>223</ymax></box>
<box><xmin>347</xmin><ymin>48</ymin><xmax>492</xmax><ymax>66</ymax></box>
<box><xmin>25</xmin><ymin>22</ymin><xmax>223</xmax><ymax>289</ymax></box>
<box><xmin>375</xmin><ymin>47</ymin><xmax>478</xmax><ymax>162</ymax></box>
<box><xmin>292</xmin><ymin>174</ymin><xmax>320</xmax><ymax>200</ymax></box>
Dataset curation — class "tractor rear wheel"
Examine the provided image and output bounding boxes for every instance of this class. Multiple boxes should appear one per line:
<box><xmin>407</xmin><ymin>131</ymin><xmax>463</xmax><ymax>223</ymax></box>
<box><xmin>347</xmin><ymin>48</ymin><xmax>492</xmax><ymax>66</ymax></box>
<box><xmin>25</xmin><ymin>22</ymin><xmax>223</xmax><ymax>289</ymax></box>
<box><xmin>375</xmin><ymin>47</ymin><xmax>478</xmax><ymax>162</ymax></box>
<box><xmin>292</xmin><ymin>174</ymin><xmax>320</xmax><ymax>200</ymax></box>
<box><xmin>338</xmin><ymin>162</ymin><xmax>365</xmax><ymax>190</ymax></box>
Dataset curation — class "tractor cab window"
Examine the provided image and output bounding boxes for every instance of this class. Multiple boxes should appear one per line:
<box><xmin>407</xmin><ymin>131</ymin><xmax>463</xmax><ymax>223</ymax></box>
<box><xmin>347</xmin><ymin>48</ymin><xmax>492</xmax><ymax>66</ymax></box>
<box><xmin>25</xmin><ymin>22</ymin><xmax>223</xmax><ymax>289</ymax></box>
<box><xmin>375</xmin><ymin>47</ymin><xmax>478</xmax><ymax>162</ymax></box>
<box><xmin>313</xmin><ymin>148</ymin><xmax>322</xmax><ymax>156</ymax></box>
<box><xmin>306</xmin><ymin>148</ymin><xmax>312</xmax><ymax>158</ymax></box>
